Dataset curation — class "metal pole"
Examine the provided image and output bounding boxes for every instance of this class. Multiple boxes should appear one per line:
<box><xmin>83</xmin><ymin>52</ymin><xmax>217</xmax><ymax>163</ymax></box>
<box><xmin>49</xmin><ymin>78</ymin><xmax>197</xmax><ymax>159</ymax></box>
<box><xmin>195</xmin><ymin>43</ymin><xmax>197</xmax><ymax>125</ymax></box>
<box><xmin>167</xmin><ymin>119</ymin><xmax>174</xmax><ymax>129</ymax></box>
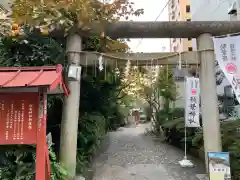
<box><xmin>184</xmin><ymin>125</ymin><xmax>187</xmax><ymax>159</ymax></box>
<box><xmin>197</xmin><ymin>33</ymin><xmax>222</xmax><ymax>171</ymax></box>
<box><xmin>60</xmin><ymin>33</ymin><xmax>82</xmax><ymax>178</ymax></box>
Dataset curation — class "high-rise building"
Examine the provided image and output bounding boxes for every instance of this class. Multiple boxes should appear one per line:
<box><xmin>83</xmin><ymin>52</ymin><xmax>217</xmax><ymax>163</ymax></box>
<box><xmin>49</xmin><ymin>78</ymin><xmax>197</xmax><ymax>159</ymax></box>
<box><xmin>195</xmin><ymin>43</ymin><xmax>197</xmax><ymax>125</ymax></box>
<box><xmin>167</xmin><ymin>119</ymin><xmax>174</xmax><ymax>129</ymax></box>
<box><xmin>190</xmin><ymin>0</ymin><xmax>239</xmax><ymax>50</ymax></box>
<box><xmin>191</xmin><ymin>0</ymin><xmax>238</xmax><ymax>21</ymax></box>
<box><xmin>168</xmin><ymin>0</ymin><xmax>192</xmax><ymax>52</ymax></box>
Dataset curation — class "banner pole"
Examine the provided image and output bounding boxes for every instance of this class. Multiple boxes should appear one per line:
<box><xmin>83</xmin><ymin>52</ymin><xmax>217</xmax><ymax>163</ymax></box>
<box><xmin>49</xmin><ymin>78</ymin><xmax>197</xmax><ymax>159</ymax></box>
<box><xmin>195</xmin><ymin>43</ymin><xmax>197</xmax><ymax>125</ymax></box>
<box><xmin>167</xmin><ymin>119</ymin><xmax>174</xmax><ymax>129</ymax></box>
<box><xmin>184</xmin><ymin>125</ymin><xmax>187</xmax><ymax>159</ymax></box>
<box><xmin>179</xmin><ymin>76</ymin><xmax>194</xmax><ymax>168</ymax></box>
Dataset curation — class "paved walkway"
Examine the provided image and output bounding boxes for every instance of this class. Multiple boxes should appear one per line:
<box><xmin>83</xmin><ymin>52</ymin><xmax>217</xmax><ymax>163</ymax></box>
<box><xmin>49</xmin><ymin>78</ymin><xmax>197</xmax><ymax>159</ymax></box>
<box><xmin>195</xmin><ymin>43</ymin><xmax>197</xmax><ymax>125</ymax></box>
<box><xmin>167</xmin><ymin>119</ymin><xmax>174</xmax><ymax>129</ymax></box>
<box><xmin>92</xmin><ymin>123</ymin><xmax>205</xmax><ymax>180</ymax></box>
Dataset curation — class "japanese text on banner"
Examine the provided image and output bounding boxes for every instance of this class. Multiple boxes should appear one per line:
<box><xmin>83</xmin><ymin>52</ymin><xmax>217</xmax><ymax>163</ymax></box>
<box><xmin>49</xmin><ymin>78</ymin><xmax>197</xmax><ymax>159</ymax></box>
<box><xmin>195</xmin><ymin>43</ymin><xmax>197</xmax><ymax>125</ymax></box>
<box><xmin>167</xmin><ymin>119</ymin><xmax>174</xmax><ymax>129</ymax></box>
<box><xmin>213</xmin><ymin>35</ymin><xmax>240</xmax><ymax>103</ymax></box>
<box><xmin>185</xmin><ymin>77</ymin><xmax>200</xmax><ymax>127</ymax></box>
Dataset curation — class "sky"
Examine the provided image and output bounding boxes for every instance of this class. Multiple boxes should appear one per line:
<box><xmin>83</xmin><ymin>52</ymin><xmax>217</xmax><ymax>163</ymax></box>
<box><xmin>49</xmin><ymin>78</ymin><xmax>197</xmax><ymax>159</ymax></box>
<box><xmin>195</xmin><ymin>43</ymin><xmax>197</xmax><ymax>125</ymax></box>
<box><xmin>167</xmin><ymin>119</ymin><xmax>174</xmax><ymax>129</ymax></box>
<box><xmin>126</xmin><ymin>0</ymin><xmax>170</xmax><ymax>52</ymax></box>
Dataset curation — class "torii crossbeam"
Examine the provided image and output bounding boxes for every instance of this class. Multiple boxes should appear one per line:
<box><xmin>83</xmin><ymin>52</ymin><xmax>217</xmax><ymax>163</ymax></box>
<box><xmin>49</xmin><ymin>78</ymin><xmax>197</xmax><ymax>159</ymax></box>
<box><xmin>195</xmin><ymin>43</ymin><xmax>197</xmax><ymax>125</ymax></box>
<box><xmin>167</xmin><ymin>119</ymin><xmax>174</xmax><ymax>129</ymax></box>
<box><xmin>62</xmin><ymin>21</ymin><xmax>236</xmax><ymax>177</ymax></box>
<box><xmin>88</xmin><ymin>21</ymin><xmax>240</xmax><ymax>38</ymax></box>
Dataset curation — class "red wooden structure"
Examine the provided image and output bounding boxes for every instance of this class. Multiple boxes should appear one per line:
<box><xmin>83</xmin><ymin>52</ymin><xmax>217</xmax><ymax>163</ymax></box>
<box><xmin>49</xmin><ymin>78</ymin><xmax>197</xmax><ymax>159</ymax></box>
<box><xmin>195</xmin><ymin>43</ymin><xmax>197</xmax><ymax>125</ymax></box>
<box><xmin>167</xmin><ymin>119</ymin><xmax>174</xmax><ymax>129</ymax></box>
<box><xmin>0</xmin><ymin>64</ymin><xmax>69</xmax><ymax>180</ymax></box>
<box><xmin>132</xmin><ymin>110</ymin><xmax>140</xmax><ymax>124</ymax></box>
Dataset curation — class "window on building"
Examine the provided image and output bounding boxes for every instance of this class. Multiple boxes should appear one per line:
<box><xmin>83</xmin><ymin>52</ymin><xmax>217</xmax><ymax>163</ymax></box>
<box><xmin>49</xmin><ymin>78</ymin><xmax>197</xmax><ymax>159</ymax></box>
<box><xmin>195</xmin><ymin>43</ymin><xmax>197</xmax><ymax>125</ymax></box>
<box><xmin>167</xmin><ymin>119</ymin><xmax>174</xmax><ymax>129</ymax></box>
<box><xmin>186</xmin><ymin>5</ymin><xmax>190</xmax><ymax>13</ymax></box>
<box><xmin>188</xmin><ymin>47</ymin><xmax>193</xmax><ymax>51</ymax></box>
<box><xmin>175</xmin><ymin>76</ymin><xmax>184</xmax><ymax>81</ymax></box>
<box><xmin>187</xmin><ymin>18</ymin><xmax>191</xmax><ymax>21</ymax></box>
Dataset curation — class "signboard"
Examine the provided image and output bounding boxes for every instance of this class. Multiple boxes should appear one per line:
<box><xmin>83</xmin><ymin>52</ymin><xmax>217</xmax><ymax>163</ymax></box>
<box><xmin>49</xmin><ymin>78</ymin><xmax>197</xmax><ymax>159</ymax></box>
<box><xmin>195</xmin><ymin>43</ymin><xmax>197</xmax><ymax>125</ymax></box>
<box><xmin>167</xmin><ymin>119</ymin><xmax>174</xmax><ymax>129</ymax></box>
<box><xmin>213</xmin><ymin>35</ymin><xmax>240</xmax><ymax>103</ymax></box>
<box><xmin>0</xmin><ymin>92</ymin><xmax>39</xmax><ymax>144</ymax></box>
<box><xmin>185</xmin><ymin>77</ymin><xmax>200</xmax><ymax>127</ymax></box>
<box><xmin>208</xmin><ymin>152</ymin><xmax>231</xmax><ymax>180</ymax></box>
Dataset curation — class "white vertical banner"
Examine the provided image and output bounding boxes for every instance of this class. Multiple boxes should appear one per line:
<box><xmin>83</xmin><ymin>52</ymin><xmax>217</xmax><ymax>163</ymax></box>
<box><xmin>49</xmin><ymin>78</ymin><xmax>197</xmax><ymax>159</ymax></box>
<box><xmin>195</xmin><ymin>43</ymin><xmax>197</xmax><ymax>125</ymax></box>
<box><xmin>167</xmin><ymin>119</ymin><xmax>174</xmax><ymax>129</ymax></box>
<box><xmin>213</xmin><ymin>35</ymin><xmax>240</xmax><ymax>103</ymax></box>
<box><xmin>185</xmin><ymin>77</ymin><xmax>200</xmax><ymax>127</ymax></box>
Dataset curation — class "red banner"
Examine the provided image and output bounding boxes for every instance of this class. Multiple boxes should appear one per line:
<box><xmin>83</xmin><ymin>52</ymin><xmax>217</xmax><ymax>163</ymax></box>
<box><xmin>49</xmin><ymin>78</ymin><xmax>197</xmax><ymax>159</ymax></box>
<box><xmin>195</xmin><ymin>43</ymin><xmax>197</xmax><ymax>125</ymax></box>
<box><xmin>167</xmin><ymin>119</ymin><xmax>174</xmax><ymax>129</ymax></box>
<box><xmin>0</xmin><ymin>92</ymin><xmax>39</xmax><ymax>144</ymax></box>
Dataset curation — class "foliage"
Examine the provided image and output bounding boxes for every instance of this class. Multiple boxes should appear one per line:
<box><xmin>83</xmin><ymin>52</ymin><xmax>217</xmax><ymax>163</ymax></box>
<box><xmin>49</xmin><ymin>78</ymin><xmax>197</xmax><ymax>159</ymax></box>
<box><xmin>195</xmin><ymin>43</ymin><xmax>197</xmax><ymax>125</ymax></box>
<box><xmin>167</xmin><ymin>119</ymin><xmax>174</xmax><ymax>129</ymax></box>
<box><xmin>49</xmin><ymin>146</ymin><xmax>68</xmax><ymax>180</ymax></box>
<box><xmin>0</xmin><ymin>0</ymin><xmax>139</xmax><ymax>176</ymax></box>
<box><xmin>122</xmin><ymin>65</ymin><xmax>178</xmax><ymax>133</ymax></box>
<box><xmin>10</xmin><ymin>0</ymin><xmax>143</xmax><ymax>32</ymax></box>
<box><xmin>171</xmin><ymin>108</ymin><xmax>184</xmax><ymax>119</ymax></box>
<box><xmin>76</xmin><ymin>113</ymin><xmax>106</xmax><ymax>174</ymax></box>
<box><xmin>121</xmin><ymin>66</ymin><xmax>144</xmax><ymax>99</ymax></box>
<box><xmin>157</xmin><ymin>67</ymin><xmax>177</xmax><ymax>102</ymax></box>
<box><xmin>0</xmin><ymin>145</ymin><xmax>67</xmax><ymax>180</ymax></box>
<box><xmin>0</xmin><ymin>30</ymin><xmax>65</xmax><ymax>66</ymax></box>
<box><xmin>153</xmin><ymin>67</ymin><xmax>178</xmax><ymax>132</ymax></box>
<box><xmin>162</xmin><ymin>118</ymin><xmax>240</xmax><ymax>178</ymax></box>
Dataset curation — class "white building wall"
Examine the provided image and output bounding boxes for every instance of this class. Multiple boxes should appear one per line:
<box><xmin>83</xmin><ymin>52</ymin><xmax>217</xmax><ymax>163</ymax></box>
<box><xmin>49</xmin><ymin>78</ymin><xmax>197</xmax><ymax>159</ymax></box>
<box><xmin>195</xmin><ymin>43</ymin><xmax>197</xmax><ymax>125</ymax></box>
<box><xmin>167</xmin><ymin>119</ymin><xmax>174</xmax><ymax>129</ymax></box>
<box><xmin>191</xmin><ymin>0</ymin><xmax>239</xmax><ymax>50</ymax></box>
<box><xmin>191</xmin><ymin>0</ymin><xmax>233</xmax><ymax>21</ymax></box>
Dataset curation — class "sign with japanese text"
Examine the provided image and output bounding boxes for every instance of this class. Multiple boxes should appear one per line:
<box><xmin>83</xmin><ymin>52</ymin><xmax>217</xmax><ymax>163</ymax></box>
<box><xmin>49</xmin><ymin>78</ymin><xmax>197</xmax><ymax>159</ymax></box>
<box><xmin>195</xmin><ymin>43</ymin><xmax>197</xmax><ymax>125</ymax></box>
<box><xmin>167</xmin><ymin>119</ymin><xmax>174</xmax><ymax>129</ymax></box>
<box><xmin>208</xmin><ymin>152</ymin><xmax>231</xmax><ymax>180</ymax></box>
<box><xmin>213</xmin><ymin>35</ymin><xmax>240</xmax><ymax>103</ymax></box>
<box><xmin>0</xmin><ymin>92</ymin><xmax>39</xmax><ymax>144</ymax></box>
<box><xmin>185</xmin><ymin>77</ymin><xmax>200</xmax><ymax>127</ymax></box>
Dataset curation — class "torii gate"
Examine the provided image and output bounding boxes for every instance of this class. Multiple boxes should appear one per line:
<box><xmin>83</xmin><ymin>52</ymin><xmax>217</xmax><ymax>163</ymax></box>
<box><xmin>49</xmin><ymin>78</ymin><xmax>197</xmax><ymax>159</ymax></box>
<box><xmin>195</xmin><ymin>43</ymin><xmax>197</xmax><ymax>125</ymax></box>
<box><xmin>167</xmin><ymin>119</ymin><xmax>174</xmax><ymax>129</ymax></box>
<box><xmin>60</xmin><ymin>21</ymin><xmax>240</xmax><ymax>178</ymax></box>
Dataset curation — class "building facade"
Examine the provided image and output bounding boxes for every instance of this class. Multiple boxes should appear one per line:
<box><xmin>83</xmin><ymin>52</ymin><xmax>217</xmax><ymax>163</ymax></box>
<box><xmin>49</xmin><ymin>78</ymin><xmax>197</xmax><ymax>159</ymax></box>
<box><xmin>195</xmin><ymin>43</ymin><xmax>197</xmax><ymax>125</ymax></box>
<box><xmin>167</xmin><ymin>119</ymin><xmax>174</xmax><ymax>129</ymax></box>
<box><xmin>191</xmin><ymin>0</ymin><xmax>238</xmax><ymax>21</ymax></box>
<box><xmin>168</xmin><ymin>0</ymin><xmax>192</xmax><ymax>52</ymax></box>
<box><xmin>191</xmin><ymin>0</ymin><xmax>240</xmax><ymax>50</ymax></box>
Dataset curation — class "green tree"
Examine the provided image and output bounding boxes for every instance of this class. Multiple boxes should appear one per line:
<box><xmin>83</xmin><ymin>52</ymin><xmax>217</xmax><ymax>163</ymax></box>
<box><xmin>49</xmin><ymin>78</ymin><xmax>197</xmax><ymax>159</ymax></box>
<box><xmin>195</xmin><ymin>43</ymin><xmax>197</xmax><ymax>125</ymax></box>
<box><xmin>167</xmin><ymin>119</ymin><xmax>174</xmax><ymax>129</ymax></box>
<box><xmin>4</xmin><ymin>0</ymin><xmax>143</xmax><ymax>39</ymax></box>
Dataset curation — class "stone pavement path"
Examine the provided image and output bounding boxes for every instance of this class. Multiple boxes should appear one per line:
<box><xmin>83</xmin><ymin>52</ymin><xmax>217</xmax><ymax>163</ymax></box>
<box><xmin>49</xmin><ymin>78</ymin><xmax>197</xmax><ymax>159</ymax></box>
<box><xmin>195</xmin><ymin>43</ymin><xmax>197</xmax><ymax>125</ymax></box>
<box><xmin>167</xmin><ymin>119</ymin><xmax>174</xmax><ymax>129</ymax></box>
<box><xmin>92</xmin><ymin>123</ymin><xmax>205</xmax><ymax>180</ymax></box>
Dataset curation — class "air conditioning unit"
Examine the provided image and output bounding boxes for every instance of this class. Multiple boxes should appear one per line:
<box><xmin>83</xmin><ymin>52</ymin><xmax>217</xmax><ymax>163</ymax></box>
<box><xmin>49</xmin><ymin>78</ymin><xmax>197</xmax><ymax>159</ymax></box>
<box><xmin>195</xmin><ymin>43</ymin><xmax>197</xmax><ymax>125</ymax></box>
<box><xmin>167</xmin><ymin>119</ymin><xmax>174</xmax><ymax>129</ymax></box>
<box><xmin>228</xmin><ymin>1</ymin><xmax>237</xmax><ymax>14</ymax></box>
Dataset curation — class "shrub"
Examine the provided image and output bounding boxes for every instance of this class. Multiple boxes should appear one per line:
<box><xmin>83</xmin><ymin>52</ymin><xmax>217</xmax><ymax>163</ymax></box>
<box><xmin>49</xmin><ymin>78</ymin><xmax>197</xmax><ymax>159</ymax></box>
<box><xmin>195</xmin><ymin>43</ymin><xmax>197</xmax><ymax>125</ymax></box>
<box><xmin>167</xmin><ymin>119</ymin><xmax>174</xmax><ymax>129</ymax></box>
<box><xmin>76</xmin><ymin>113</ymin><xmax>106</xmax><ymax>174</ymax></box>
<box><xmin>172</xmin><ymin>108</ymin><xmax>185</xmax><ymax>119</ymax></box>
<box><xmin>162</xmin><ymin>118</ymin><xmax>197</xmax><ymax>149</ymax></box>
<box><xmin>162</xmin><ymin>119</ymin><xmax>240</xmax><ymax>178</ymax></box>
<box><xmin>0</xmin><ymin>145</ymin><xmax>67</xmax><ymax>180</ymax></box>
<box><xmin>221</xmin><ymin>120</ymin><xmax>240</xmax><ymax>178</ymax></box>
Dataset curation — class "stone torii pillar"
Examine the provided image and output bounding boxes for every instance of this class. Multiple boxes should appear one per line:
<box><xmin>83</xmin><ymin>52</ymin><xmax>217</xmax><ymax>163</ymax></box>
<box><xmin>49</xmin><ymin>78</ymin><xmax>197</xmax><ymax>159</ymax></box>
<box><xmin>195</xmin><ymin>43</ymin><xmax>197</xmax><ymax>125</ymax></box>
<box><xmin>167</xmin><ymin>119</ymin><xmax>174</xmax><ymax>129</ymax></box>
<box><xmin>197</xmin><ymin>33</ymin><xmax>222</xmax><ymax>170</ymax></box>
<box><xmin>60</xmin><ymin>33</ymin><xmax>82</xmax><ymax>178</ymax></box>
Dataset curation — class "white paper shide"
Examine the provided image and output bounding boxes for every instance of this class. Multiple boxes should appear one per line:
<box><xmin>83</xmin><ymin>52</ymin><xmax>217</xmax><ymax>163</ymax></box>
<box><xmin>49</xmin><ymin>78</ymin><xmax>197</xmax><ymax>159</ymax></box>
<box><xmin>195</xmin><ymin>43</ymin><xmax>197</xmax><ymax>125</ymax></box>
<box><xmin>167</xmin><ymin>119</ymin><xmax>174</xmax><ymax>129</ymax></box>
<box><xmin>213</xmin><ymin>35</ymin><xmax>240</xmax><ymax>103</ymax></box>
<box><xmin>185</xmin><ymin>77</ymin><xmax>200</xmax><ymax>127</ymax></box>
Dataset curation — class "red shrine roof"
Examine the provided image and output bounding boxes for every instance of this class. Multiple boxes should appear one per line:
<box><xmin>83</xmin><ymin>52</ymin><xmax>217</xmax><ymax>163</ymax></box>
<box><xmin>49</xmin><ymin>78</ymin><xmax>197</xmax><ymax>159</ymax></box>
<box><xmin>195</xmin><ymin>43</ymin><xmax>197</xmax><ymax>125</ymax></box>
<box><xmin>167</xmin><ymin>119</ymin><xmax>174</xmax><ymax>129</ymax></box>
<box><xmin>0</xmin><ymin>64</ymin><xmax>69</xmax><ymax>95</ymax></box>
